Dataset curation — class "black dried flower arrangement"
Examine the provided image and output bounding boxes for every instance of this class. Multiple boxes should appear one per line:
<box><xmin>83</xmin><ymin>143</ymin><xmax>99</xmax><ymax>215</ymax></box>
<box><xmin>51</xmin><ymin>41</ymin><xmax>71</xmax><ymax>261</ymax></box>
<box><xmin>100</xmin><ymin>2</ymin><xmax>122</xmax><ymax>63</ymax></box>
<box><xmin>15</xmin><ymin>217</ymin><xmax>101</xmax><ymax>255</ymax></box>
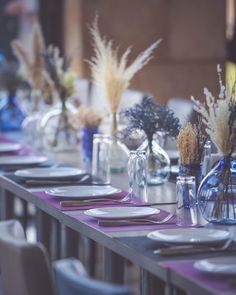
<box><xmin>122</xmin><ymin>96</ymin><xmax>180</xmax><ymax>146</ymax></box>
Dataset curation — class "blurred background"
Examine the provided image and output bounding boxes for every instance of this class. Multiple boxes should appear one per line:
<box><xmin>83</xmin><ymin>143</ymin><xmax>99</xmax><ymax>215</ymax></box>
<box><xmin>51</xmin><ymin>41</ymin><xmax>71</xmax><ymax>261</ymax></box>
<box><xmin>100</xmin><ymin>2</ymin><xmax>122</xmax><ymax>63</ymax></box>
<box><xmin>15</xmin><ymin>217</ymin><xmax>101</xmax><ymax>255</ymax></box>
<box><xmin>1</xmin><ymin>0</ymin><xmax>235</xmax><ymax>104</ymax></box>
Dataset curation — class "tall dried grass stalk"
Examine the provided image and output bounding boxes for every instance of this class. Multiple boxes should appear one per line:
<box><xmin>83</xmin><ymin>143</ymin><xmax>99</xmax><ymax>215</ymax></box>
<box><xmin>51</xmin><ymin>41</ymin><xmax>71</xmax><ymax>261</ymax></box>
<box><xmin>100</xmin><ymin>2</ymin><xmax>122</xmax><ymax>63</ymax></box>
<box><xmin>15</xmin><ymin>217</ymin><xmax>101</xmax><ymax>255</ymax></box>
<box><xmin>11</xmin><ymin>22</ymin><xmax>45</xmax><ymax>91</ymax></box>
<box><xmin>89</xmin><ymin>20</ymin><xmax>162</xmax><ymax>114</ymax></box>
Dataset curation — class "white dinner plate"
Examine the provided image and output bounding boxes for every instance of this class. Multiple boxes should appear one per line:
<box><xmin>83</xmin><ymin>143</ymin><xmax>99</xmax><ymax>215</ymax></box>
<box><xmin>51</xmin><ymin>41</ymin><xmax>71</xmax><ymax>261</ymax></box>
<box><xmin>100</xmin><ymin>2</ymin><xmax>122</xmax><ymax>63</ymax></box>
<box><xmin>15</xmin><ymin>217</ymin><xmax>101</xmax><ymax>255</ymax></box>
<box><xmin>15</xmin><ymin>167</ymin><xmax>86</xmax><ymax>179</ymax></box>
<box><xmin>0</xmin><ymin>143</ymin><xmax>21</xmax><ymax>153</ymax></box>
<box><xmin>85</xmin><ymin>207</ymin><xmax>160</xmax><ymax>220</ymax></box>
<box><xmin>147</xmin><ymin>228</ymin><xmax>230</xmax><ymax>245</ymax></box>
<box><xmin>0</xmin><ymin>155</ymin><xmax>48</xmax><ymax>166</ymax></box>
<box><xmin>46</xmin><ymin>185</ymin><xmax>122</xmax><ymax>199</ymax></box>
<box><xmin>194</xmin><ymin>257</ymin><xmax>236</xmax><ymax>275</ymax></box>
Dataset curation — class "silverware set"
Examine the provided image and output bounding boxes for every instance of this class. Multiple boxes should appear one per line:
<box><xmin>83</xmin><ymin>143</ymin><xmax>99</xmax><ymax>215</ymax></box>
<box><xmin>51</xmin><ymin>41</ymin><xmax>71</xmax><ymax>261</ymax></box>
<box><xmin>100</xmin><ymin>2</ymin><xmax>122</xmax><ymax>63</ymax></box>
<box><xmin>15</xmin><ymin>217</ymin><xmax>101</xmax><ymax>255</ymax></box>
<box><xmin>98</xmin><ymin>213</ymin><xmax>174</xmax><ymax>226</ymax></box>
<box><xmin>153</xmin><ymin>238</ymin><xmax>233</xmax><ymax>256</ymax></box>
<box><xmin>24</xmin><ymin>174</ymin><xmax>90</xmax><ymax>185</ymax></box>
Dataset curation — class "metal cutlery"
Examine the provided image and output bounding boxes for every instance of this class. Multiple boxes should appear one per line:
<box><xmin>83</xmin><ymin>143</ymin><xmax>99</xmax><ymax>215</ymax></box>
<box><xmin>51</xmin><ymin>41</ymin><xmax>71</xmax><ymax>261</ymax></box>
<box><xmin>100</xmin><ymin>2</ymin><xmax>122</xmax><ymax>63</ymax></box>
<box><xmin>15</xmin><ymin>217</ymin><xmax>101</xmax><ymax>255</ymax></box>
<box><xmin>153</xmin><ymin>238</ymin><xmax>233</xmax><ymax>256</ymax></box>
<box><xmin>98</xmin><ymin>213</ymin><xmax>174</xmax><ymax>226</ymax></box>
<box><xmin>60</xmin><ymin>198</ymin><xmax>174</xmax><ymax>208</ymax></box>
<box><xmin>25</xmin><ymin>174</ymin><xmax>90</xmax><ymax>185</ymax></box>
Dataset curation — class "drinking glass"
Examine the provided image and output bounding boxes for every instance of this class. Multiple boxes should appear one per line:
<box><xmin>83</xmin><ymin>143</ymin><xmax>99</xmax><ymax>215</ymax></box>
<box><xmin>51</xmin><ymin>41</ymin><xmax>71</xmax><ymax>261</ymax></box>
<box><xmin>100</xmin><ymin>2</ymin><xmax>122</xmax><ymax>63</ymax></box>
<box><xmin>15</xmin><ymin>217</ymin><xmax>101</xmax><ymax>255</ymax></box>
<box><xmin>128</xmin><ymin>150</ymin><xmax>148</xmax><ymax>203</ymax></box>
<box><xmin>92</xmin><ymin>134</ymin><xmax>112</xmax><ymax>184</ymax></box>
<box><xmin>176</xmin><ymin>176</ymin><xmax>197</xmax><ymax>226</ymax></box>
<box><xmin>202</xmin><ymin>140</ymin><xmax>211</xmax><ymax>178</ymax></box>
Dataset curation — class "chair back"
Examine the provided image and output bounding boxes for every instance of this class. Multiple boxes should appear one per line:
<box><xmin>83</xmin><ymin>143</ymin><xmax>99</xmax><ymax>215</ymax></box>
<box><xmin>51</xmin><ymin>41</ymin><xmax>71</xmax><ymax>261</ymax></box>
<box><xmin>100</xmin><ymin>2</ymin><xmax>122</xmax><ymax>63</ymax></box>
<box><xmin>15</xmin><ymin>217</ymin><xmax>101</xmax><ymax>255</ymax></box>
<box><xmin>0</xmin><ymin>220</ymin><xmax>55</xmax><ymax>295</ymax></box>
<box><xmin>53</xmin><ymin>258</ymin><xmax>135</xmax><ymax>295</ymax></box>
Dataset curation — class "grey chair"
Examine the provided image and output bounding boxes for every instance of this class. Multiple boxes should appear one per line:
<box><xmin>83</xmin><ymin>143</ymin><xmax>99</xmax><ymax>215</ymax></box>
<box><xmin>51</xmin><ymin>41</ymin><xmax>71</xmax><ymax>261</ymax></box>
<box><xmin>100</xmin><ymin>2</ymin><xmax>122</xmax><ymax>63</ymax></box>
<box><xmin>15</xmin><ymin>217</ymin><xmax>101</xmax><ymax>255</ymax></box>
<box><xmin>0</xmin><ymin>221</ymin><xmax>135</xmax><ymax>295</ymax></box>
<box><xmin>53</xmin><ymin>258</ymin><xmax>135</xmax><ymax>295</ymax></box>
<box><xmin>0</xmin><ymin>220</ymin><xmax>55</xmax><ymax>295</ymax></box>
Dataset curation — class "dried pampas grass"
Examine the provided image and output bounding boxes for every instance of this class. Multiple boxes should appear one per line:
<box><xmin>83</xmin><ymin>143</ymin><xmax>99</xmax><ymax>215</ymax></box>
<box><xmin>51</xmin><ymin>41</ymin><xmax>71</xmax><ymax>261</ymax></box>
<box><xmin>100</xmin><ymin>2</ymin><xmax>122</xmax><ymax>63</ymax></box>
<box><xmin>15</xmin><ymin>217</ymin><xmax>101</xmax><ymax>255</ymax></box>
<box><xmin>89</xmin><ymin>19</ymin><xmax>161</xmax><ymax>114</ymax></box>
<box><xmin>191</xmin><ymin>65</ymin><xmax>236</xmax><ymax>156</ymax></box>
<box><xmin>11</xmin><ymin>22</ymin><xmax>45</xmax><ymax>91</ymax></box>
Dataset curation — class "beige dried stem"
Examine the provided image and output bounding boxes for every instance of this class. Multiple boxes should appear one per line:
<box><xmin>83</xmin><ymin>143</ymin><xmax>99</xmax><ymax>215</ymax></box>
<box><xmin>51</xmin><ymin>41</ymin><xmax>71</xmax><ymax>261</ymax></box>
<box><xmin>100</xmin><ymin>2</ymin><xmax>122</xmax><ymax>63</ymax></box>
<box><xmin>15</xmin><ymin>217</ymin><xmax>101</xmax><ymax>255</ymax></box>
<box><xmin>11</xmin><ymin>22</ymin><xmax>45</xmax><ymax>109</ymax></box>
<box><xmin>89</xmin><ymin>20</ymin><xmax>162</xmax><ymax>114</ymax></box>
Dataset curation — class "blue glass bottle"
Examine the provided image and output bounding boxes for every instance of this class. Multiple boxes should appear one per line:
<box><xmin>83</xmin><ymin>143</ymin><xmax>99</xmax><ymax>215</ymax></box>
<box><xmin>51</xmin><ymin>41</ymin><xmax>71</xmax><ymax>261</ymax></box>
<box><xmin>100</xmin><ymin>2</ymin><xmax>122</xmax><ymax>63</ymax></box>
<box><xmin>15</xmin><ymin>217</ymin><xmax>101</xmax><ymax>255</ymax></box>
<box><xmin>82</xmin><ymin>126</ymin><xmax>98</xmax><ymax>164</ymax></box>
<box><xmin>0</xmin><ymin>94</ymin><xmax>25</xmax><ymax>131</ymax></box>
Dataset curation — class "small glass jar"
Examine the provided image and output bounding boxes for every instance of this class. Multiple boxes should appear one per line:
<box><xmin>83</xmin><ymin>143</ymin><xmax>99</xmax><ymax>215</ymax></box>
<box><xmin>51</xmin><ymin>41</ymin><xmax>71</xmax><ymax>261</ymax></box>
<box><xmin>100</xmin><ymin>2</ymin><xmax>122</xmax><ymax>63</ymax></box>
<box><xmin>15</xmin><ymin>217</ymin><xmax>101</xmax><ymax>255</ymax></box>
<box><xmin>176</xmin><ymin>176</ymin><xmax>197</xmax><ymax>227</ymax></box>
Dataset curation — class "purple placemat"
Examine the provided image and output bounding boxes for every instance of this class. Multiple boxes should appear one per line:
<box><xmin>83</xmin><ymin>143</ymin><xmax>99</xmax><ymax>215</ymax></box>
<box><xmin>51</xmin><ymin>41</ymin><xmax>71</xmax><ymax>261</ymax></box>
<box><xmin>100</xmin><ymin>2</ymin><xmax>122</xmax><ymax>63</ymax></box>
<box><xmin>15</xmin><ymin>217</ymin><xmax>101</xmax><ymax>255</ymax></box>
<box><xmin>33</xmin><ymin>191</ymin><xmax>140</xmax><ymax>211</ymax></box>
<box><xmin>33</xmin><ymin>190</ymin><xmax>177</xmax><ymax>233</ymax></box>
<box><xmin>162</xmin><ymin>260</ymin><xmax>236</xmax><ymax>293</ymax></box>
<box><xmin>0</xmin><ymin>135</ymin><xmax>39</xmax><ymax>156</ymax></box>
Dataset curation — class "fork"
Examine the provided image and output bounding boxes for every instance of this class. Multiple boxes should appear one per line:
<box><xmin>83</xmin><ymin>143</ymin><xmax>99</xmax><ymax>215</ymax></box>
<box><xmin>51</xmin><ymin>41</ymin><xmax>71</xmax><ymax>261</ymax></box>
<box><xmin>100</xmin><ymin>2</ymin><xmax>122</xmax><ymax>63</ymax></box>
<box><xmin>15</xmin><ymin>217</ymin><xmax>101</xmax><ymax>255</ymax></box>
<box><xmin>98</xmin><ymin>213</ymin><xmax>174</xmax><ymax>226</ymax></box>
<box><xmin>153</xmin><ymin>238</ymin><xmax>233</xmax><ymax>256</ymax></box>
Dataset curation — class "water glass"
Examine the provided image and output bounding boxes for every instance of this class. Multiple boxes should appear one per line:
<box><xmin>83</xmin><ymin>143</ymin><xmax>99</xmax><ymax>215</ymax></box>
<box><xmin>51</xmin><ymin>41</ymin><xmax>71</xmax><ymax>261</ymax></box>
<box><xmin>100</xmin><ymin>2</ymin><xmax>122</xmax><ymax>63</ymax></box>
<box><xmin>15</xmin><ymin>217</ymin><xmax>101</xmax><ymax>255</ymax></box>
<box><xmin>92</xmin><ymin>134</ymin><xmax>111</xmax><ymax>184</ymax></box>
<box><xmin>128</xmin><ymin>150</ymin><xmax>148</xmax><ymax>203</ymax></box>
<box><xmin>202</xmin><ymin>140</ymin><xmax>211</xmax><ymax>178</ymax></box>
<box><xmin>176</xmin><ymin>176</ymin><xmax>197</xmax><ymax>226</ymax></box>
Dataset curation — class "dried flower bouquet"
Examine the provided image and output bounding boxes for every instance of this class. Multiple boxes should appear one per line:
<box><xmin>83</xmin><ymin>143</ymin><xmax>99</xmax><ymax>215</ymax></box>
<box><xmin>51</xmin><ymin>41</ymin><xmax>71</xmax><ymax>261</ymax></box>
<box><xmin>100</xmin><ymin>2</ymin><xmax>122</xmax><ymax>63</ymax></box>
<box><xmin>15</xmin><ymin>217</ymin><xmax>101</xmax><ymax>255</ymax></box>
<box><xmin>42</xmin><ymin>46</ymin><xmax>78</xmax><ymax>149</ymax></box>
<box><xmin>192</xmin><ymin>65</ymin><xmax>236</xmax><ymax>223</ymax></box>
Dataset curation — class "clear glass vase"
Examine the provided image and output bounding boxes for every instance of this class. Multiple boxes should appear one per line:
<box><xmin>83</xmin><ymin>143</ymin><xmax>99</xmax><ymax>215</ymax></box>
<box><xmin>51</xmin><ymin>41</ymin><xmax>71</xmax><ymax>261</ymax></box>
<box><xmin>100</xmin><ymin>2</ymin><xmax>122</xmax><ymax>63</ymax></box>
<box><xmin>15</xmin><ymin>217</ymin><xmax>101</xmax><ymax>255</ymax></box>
<box><xmin>110</xmin><ymin>112</ymin><xmax>129</xmax><ymax>173</ymax></box>
<box><xmin>138</xmin><ymin>138</ymin><xmax>170</xmax><ymax>185</ymax></box>
<box><xmin>40</xmin><ymin>104</ymin><xmax>78</xmax><ymax>152</ymax></box>
<box><xmin>0</xmin><ymin>95</ymin><xmax>25</xmax><ymax>131</ymax></box>
<box><xmin>198</xmin><ymin>156</ymin><xmax>236</xmax><ymax>224</ymax></box>
<box><xmin>22</xmin><ymin>90</ymin><xmax>47</xmax><ymax>148</ymax></box>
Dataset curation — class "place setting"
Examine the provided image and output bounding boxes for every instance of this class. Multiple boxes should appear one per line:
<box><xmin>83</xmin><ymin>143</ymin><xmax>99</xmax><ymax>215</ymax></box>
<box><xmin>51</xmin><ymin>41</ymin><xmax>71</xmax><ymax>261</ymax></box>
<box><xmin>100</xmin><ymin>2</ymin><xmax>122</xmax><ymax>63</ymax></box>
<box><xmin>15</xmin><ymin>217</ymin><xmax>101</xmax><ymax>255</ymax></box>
<box><xmin>148</xmin><ymin>228</ymin><xmax>235</xmax><ymax>256</ymax></box>
<box><xmin>13</xmin><ymin>167</ymin><xmax>91</xmax><ymax>186</ymax></box>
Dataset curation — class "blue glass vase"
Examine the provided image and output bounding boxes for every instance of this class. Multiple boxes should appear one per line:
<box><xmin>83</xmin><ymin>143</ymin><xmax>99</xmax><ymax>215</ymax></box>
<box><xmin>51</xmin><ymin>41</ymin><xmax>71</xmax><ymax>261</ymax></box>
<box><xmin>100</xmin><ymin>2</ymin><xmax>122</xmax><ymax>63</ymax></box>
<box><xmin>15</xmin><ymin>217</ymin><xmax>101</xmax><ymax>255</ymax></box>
<box><xmin>82</xmin><ymin>126</ymin><xmax>98</xmax><ymax>164</ymax></box>
<box><xmin>0</xmin><ymin>95</ymin><xmax>25</xmax><ymax>131</ymax></box>
<box><xmin>197</xmin><ymin>156</ymin><xmax>236</xmax><ymax>224</ymax></box>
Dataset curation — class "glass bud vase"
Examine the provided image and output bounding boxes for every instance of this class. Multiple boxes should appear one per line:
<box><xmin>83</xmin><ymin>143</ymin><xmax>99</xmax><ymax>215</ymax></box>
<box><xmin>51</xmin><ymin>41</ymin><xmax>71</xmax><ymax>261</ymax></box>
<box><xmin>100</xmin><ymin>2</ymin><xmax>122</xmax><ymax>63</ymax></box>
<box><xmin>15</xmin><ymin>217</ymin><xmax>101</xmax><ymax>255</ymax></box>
<box><xmin>138</xmin><ymin>138</ymin><xmax>170</xmax><ymax>185</ymax></box>
<box><xmin>22</xmin><ymin>90</ymin><xmax>46</xmax><ymax>148</ymax></box>
<box><xmin>0</xmin><ymin>94</ymin><xmax>25</xmax><ymax>131</ymax></box>
<box><xmin>110</xmin><ymin>112</ymin><xmax>129</xmax><ymax>173</ymax></box>
<box><xmin>40</xmin><ymin>104</ymin><xmax>78</xmax><ymax>152</ymax></box>
<box><xmin>198</xmin><ymin>156</ymin><xmax>236</xmax><ymax>224</ymax></box>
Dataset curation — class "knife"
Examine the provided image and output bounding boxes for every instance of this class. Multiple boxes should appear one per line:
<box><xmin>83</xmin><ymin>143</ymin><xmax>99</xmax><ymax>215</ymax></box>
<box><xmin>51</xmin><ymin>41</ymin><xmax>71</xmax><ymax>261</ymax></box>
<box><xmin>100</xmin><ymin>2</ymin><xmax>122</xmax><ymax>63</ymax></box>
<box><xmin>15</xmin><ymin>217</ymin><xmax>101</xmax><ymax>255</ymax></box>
<box><xmin>60</xmin><ymin>200</ymin><xmax>175</xmax><ymax>207</ymax></box>
<box><xmin>25</xmin><ymin>174</ymin><xmax>90</xmax><ymax>185</ymax></box>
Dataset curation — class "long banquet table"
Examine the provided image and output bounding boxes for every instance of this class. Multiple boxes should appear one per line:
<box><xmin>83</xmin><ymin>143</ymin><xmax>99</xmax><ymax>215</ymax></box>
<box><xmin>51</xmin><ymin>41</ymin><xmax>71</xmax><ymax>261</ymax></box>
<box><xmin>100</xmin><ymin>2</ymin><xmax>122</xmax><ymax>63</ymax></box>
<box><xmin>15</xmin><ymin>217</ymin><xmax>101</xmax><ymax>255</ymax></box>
<box><xmin>0</xmin><ymin>133</ymin><xmax>236</xmax><ymax>295</ymax></box>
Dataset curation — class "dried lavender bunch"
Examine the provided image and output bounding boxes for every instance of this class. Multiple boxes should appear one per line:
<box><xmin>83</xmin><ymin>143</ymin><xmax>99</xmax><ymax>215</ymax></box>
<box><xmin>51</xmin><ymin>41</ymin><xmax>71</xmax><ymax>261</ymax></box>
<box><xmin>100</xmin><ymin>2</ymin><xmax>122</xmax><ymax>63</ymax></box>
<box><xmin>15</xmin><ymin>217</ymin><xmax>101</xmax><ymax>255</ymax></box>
<box><xmin>122</xmin><ymin>97</ymin><xmax>180</xmax><ymax>142</ymax></box>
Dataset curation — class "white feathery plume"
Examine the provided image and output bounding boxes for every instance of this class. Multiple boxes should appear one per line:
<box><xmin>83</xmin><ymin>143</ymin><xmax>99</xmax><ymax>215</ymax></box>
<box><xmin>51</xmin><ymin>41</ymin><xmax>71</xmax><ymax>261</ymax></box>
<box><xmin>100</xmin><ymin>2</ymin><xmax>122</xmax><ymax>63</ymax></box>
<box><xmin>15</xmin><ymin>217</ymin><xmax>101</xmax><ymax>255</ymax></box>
<box><xmin>89</xmin><ymin>20</ymin><xmax>162</xmax><ymax>113</ymax></box>
<box><xmin>191</xmin><ymin>65</ymin><xmax>234</xmax><ymax>156</ymax></box>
